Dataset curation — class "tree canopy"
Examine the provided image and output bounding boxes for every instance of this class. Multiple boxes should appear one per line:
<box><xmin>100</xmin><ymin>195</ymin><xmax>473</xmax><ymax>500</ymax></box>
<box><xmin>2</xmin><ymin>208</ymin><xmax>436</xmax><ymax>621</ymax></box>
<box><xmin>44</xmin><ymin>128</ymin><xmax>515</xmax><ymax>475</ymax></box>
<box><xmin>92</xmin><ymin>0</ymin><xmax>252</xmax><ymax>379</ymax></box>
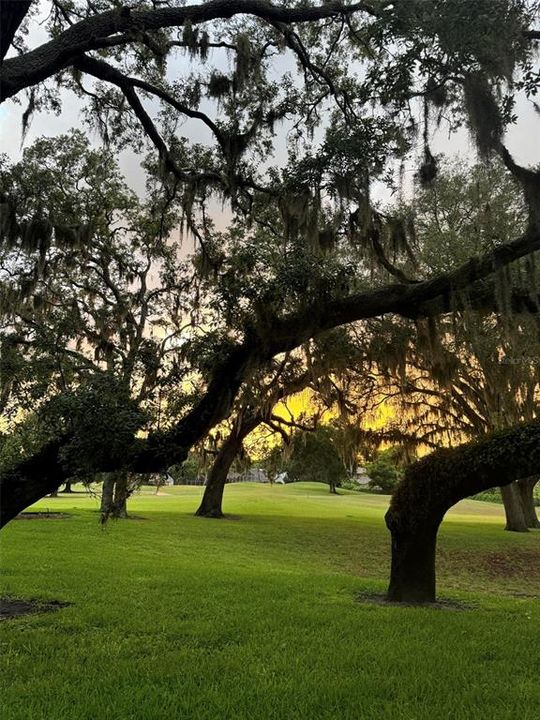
<box><xmin>1</xmin><ymin>1</ymin><xmax>540</xmax><ymax>530</ymax></box>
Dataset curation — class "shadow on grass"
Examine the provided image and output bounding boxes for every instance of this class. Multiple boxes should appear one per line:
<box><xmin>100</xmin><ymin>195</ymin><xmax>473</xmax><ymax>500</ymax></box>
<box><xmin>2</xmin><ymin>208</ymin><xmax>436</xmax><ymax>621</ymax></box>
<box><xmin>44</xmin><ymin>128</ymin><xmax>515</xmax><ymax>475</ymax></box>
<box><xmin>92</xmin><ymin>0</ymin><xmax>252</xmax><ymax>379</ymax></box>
<box><xmin>0</xmin><ymin>597</ymin><xmax>72</xmax><ymax>621</ymax></box>
<box><xmin>355</xmin><ymin>591</ymin><xmax>473</xmax><ymax>611</ymax></box>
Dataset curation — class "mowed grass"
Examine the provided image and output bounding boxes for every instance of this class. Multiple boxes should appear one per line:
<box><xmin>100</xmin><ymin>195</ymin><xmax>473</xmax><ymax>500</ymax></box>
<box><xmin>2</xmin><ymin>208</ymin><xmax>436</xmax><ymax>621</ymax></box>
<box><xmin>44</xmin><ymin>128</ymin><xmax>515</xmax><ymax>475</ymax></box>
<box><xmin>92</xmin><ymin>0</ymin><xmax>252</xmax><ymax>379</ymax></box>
<box><xmin>1</xmin><ymin>483</ymin><xmax>539</xmax><ymax>720</ymax></box>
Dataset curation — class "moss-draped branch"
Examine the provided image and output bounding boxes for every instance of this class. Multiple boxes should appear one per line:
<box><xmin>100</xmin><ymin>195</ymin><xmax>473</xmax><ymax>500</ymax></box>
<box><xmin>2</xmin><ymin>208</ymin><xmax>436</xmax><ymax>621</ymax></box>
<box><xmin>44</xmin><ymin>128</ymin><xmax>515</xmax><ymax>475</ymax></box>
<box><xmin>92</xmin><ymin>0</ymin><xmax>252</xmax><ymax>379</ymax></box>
<box><xmin>0</xmin><ymin>1</ymin><xmax>375</xmax><ymax>101</ymax></box>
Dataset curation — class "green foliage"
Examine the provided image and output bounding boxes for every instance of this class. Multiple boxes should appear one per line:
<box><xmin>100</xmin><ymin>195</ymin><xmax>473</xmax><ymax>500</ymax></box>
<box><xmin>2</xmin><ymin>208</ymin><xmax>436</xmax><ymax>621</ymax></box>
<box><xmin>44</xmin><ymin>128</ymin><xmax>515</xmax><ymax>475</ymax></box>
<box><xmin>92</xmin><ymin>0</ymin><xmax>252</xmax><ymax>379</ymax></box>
<box><xmin>0</xmin><ymin>131</ymin><xmax>182</xmax><ymax>441</ymax></box>
<box><xmin>0</xmin><ymin>414</ymin><xmax>50</xmax><ymax>472</ymax></box>
<box><xmin>413</xmin><ymin>158</ymin><xmax>526</xmax><ymax>272</ymax></box>
<box><xmin>284</xmin><ymin>426</ymin><xmax>347</xmax><ymax>491</ymax></box>
<box><xmin>473</xmin><ymin>484</ymin><xmax>540</xmax><ymax>506</ymax></box>
<box><xmin>168</xmin><ymin>456</ymin><xmax>202</xmax><ymax>485</ymax></box>
<box><xmin>41</xmin><ymin>374</ymin><xmax>147</xmax><ymax>476</ymax></box>
<box><xmin>366</xmin><ymin>448</ymin><xmax>404</xmax><ymax>494</ymax></box>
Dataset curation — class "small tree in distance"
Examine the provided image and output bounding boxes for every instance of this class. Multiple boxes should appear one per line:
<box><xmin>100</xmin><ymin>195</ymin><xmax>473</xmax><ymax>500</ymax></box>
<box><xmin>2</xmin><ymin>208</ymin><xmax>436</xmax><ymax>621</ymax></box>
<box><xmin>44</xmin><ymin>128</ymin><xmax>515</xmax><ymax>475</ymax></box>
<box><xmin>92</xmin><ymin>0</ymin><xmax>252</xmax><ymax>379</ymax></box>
<box><xmin>284</xmin><ymin>426</ymin><xmax>347</xmax><ymax>494</ymax></box>
<box><xmin>366</xmin><ymin>449</ymin><xmax>405</xmax><ymax>495</ymax></box>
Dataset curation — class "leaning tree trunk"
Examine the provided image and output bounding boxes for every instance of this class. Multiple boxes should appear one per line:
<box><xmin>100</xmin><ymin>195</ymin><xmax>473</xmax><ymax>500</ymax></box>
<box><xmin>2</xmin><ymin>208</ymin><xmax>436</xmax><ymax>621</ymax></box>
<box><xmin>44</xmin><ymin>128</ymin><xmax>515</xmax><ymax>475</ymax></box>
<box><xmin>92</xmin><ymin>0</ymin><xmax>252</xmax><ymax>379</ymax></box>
<box><xmin>195</xmin><ymin>436</ymin><xmax>244</xmax><ymax>518</ymax></box>
<box><xmin>517</xmin><ymin>475</ymin><xmax>540</xmax><ymax>529</ymax></box>
<box><xmin>500</xmin><ymin>482</ymin><xmax>529</xmax><ymax>532</ymax></box>
<box><xmin>386</xmin><ymin>419</ymin><xmax>540</xmax><ymax>604</ymax></box>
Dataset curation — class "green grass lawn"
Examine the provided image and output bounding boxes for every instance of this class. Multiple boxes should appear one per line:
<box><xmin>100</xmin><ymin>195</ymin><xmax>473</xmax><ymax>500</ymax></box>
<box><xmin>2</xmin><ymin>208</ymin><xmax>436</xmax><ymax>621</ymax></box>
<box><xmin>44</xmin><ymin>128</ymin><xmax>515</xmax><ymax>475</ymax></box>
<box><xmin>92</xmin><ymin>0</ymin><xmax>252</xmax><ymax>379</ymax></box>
<box><xmin>1</xmin><ymin>482</ymin><xmax>539</xmax><ymax>720</ymax></box>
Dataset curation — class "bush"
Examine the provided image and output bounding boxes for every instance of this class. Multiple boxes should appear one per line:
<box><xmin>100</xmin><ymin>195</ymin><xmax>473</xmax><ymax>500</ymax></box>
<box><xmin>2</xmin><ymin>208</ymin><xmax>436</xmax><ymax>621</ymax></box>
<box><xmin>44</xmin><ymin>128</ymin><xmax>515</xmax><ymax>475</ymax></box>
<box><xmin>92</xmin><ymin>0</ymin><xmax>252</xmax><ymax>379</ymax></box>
<box><xmin>472</xmin><ymin>484</ymin><xmax>540</xmax><ymax>506</ymax></box>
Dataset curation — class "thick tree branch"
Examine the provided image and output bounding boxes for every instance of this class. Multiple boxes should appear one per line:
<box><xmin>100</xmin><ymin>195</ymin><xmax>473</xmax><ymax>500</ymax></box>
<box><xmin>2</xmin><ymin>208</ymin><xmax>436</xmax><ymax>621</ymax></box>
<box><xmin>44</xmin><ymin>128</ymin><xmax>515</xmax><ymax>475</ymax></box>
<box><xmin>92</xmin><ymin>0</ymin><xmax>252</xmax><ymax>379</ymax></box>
<box><xmin>385</xmin><ymin>417</ymin><xmax>540</xmax><ymax>602</ymax></box>
<box><xmin>0</xmin><ymin>1</ymin><xmax>374</xmax><ymax>101</ymax></box>
<box><xmin>0</xmin><ymin>0</ymin><xmax>32</xmax><ymax>62</ymax></box>
<box><xmin>1</xmin><ymin>229</ymin><xmax>539</xmax><ymax>526</ymax></box>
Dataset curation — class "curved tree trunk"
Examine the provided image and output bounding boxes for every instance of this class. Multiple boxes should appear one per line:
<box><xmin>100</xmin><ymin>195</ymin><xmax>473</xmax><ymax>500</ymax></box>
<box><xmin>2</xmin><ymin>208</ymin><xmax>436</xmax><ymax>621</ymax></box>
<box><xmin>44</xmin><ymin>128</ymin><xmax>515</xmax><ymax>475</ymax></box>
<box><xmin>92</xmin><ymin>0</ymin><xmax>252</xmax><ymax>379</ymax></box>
<box><xmin>500</xmin><ymin>482</ymin><xmax>529</xmax><ymax>532</ymax></box>
<box><xmin>195</xmin><ymin>413</ymin><xmax>262</xmax><ymax>518</ymax></box>
<box><xmin>386</xmin><ymin>419</ymin><xmax>540</xmax><ymax>604</ymax></box>
<box><xmin>517</xmin><ymin>475</ymin><xmax>540</xmax><ymax>529</ymax></box>
<box><xmin>195</xmin><ymin>436</ymin><xmax>243</xmax><ymax>518</ymax></box>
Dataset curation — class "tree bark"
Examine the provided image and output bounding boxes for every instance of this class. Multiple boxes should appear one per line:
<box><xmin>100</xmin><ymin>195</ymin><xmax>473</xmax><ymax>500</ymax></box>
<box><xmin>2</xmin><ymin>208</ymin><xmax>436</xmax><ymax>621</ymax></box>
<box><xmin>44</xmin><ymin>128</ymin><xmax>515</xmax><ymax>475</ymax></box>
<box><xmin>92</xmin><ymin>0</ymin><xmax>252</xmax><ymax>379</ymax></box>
<box><xmin>386</xmin><ymin>523</ymin><xmax>440</xmax><ymax>603</ymax></box>
<box><xmin>0</xmin><ymin>438</ymin><xmax>70</xmax><ymax>527</ymax></box>
<box><xmin>517</xmin><ymin>475</ymin><xmax>540</xmax><ymax>529</ymax></box>
<box><xmin>111</xmin><ymin>471</ymin><xmax>129</xmax><ymax>519</ymax></box>
<box><xmin>60</xmin><ymin>479</ymin><xmax>73</xmax><ymax>493</ymax></box>
<box><xmin>195</xmin><ymin>411</ymin><xmax>264</xmax><ymax>517</ymax></box>
<box><xmin>195</xmin><ymin>435</ymin><xmax>244</xmax><ymax>518</ymax></box>
<box><xmin>385</xmin><ymin>419</ymin><xmax>540</xmax><ymax>604</ymax></box>
<box><xmin>0</xmin><ymin>1</ymin><xmax>32</xmax><ymax>62</ymax></box>
<box><xmin>500</xmin><ymin>482</ymin><xmax>529</xmax><ymax>532</ymax></box>
<box><xmin>100</xmin><ymin>473</ymin><xmax>115</xmax><ymax>521</ymax></box>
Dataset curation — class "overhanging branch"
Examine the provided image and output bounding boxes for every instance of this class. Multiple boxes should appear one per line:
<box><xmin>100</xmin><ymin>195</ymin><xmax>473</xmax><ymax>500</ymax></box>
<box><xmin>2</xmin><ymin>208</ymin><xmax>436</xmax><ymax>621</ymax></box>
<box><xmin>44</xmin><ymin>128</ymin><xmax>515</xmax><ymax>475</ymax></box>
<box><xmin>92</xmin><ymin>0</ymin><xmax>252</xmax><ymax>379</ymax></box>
<box><xmin>0</xmin><ymin>1</ymin><xmax>375</xmax><ymax>101</ymax></box>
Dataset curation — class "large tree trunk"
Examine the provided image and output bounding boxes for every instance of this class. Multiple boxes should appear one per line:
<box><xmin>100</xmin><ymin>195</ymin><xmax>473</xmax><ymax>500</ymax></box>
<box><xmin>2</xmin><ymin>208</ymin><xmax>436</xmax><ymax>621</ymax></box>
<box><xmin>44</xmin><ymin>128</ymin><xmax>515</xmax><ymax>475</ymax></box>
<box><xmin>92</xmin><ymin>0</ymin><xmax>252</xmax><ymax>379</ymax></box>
<box><xmin>386</xmin><ymin>419</ymin><xmax>540</xmax><ymax>604</ymax></box>
<box><xmin>386</xmin><ymin>523</ymin><xmax>440</xmax><ymax>603</ymax></box>
<box><xmin>60</xmin><ymin>479</ymin><xmax>73</xmax><ymax>493</ymax></box>
<box><xmin>195</xmin><ymin>412</ymin><xmax>263</xmax><ymax>518</ymax></box>
<box><xmin>500</xmin><ymin>482</ymin><xmax>529</xmax><ymax>532</ymax></box>
<box><xmin>195</xmin><ymin>436</ymin><xmax>243</xmax><ymax>518</ymax></box>
<box><xmin>517</xmin><ymin>475</ymin><xmax>540</xmax><ymax>529</ymax></box>
<box><xmin>195</xmin><ymin>474</ymin><xmax>227</xmax><ymax>518</ymax></box>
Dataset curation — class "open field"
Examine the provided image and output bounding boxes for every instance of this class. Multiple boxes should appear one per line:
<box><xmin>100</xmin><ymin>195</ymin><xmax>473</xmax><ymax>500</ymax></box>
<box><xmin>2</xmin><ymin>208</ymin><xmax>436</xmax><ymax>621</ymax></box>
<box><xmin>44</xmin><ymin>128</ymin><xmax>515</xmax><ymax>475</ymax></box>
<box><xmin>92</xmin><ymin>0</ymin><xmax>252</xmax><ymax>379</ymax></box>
<box><xmin>1</xmin><ymin>483</ymin><xmax>539</xmax><ymax>720</ymax></box>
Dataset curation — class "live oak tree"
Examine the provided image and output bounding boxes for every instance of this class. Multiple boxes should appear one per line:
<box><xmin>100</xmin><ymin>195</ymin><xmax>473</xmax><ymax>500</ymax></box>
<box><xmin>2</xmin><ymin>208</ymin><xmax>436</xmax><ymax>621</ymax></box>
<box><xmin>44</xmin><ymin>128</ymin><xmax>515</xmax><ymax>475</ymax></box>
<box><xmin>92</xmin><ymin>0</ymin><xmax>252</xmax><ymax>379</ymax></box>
<box><xmin>1</xmin><ymin>2</ymin><xmax>540</xmax><ymax>604</ymax></box>
<box><xmin>0</xmin><ymin>131</ymin><xmax>186</xmax><ymax>518</ymax></box>
<box><xmin>284</xmin><ymin>424</ymin><xmax>347</xmax><ymax>493</ymax></box>
<box><xmin>386</xmin><ymin>417</ymin><xmax>540</xmax><ymax>603</ymax></box>
<box><xmin>195</xmin><ymin>327</ymin><xmax>364</xmax><ymax>516</ymax></box>
<box><xmin>373</xmin><ymin>161</ymin><xmax>540</xmax><ymax>531</ymax></box>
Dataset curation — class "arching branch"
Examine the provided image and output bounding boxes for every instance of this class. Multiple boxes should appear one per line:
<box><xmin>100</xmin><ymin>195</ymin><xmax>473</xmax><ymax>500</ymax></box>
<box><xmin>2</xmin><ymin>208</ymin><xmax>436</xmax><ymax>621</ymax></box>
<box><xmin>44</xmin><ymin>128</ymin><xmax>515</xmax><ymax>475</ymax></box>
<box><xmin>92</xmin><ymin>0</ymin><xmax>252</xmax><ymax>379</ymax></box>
<box><xmin>0</xmin><ymin>1</ymin><xmax>375</xmax><ymax>101</ymax></box>
<box><xmin>386</xmin><ymin>418</ymin><xmax>540</xmax><ymax>603</ymax></box>
<box><xmin>1</xmin><ymin>229</ymin><xmax>539</xmax><ymax>527</ymax></box>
